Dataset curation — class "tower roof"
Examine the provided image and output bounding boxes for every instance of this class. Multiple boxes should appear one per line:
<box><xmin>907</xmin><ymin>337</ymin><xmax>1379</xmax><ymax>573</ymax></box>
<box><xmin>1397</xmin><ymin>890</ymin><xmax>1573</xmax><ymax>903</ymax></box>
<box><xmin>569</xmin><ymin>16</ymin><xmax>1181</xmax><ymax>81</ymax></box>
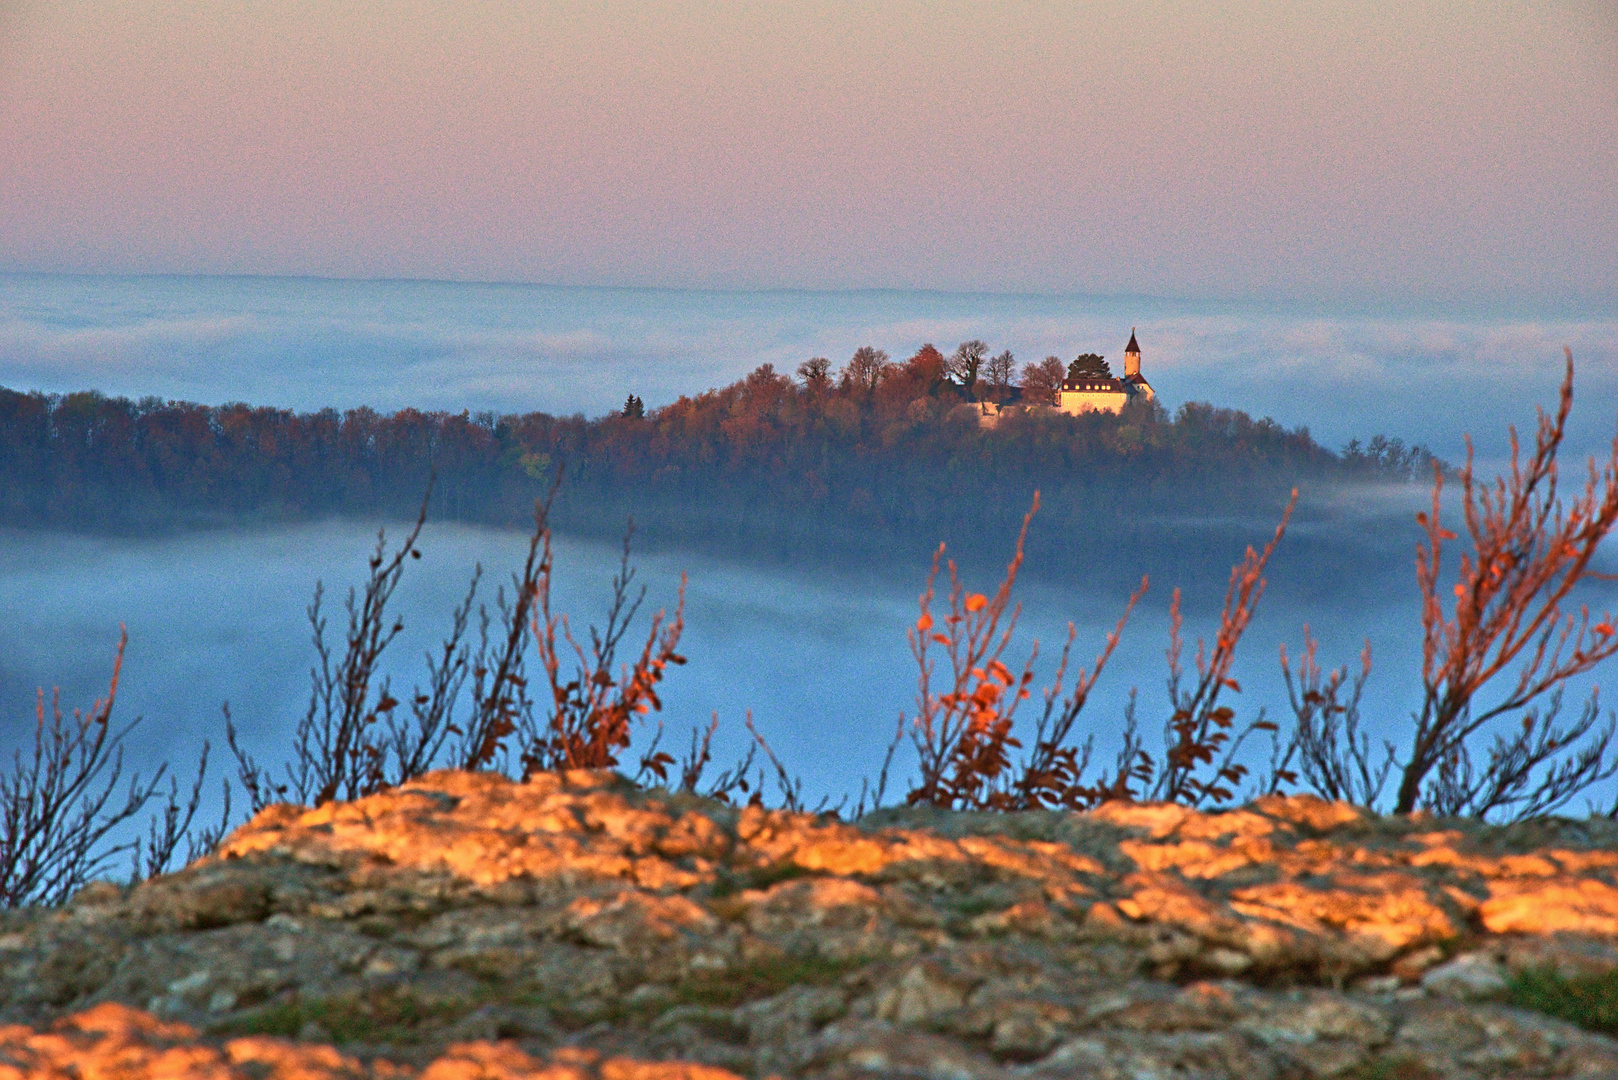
<box><xmin>1125</xmin><ymin>328</ymin><xmax>1140</xmax><ymax>354</ymax></box>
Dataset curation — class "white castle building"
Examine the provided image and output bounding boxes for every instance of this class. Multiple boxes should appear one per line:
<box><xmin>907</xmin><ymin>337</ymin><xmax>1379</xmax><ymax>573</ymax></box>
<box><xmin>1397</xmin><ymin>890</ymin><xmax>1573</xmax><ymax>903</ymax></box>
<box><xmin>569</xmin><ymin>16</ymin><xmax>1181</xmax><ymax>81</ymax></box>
<box><xmin>1057</xmin><ymin>329</ymin><xmax>1154</xmax><ymax>416</ymax></box>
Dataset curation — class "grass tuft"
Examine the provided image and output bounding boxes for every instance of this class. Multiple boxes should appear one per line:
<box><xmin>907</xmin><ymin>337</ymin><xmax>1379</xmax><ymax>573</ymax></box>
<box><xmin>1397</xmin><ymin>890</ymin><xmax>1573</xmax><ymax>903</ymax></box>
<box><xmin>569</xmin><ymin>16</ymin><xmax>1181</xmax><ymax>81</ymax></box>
<box><xmin>1506</xmin><ymin>965</ymin><xmax>1618</xmax><ymax>1037</ymax></box>
<box><xmin>1346</xmin><ymin>1056</ymin><xmax>1440</xmax><ymax>1080</ymax></box>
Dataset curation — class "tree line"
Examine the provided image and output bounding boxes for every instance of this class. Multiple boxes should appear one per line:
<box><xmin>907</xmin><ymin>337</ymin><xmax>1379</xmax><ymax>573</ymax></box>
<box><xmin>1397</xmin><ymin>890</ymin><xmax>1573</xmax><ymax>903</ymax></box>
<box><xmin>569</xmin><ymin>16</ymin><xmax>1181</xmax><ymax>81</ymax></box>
<box><xmin>0</xmin><ymin>341</ymin><xmax>1439</xmax><ymax>563</ymax></box>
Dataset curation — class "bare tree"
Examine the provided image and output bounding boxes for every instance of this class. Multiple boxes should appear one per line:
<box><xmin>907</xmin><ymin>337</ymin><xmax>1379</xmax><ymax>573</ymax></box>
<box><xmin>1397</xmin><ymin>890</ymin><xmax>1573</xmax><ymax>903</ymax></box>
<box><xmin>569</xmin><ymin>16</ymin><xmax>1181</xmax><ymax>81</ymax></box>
<box><xmin>842</xmin><ymin>346</ymin><xmax>891</xmax><ymax>393</ymax></box>
<box><xmin>948</xmin><ymin>340</ymin><xmax>990</xmax><ymax>394</ymax></box>
<box><xmin>1</xmin><ymin>632</ymin><xmax>175</xmax><ymax>907</ymax></box>
<box><xmin>1392</xmin><ymin>349</ymin><xmax>1618</xmax><ymax>817</ymax></box>
<box><xmin>797</xmin><ymin>357</ymin><xmax>832</xmax><ymax>394</ymax></box>
<box><xmin>1282</xmin><ymin>630</ymin><xmax>1392</xmax><ymax>807</ymax></box>
<box><xmin>984</xmin><ymin>349</ymin><xmax>1016</xmax><ymax>398</ymax></box>
<box><xmin>1019</xmin><ymin>356</ymin><xmax>1066</xmax><ymax>406</ymax></box>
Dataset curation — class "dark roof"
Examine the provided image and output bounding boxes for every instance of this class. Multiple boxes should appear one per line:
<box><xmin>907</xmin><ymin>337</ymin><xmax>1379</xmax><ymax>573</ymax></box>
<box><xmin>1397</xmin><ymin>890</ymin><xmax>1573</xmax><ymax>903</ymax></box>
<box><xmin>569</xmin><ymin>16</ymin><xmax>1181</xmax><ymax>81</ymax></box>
<box><xmin>1125</xmin><ymin>328</ymin><xmax>1140</xmax><ymax>354</ymax></box>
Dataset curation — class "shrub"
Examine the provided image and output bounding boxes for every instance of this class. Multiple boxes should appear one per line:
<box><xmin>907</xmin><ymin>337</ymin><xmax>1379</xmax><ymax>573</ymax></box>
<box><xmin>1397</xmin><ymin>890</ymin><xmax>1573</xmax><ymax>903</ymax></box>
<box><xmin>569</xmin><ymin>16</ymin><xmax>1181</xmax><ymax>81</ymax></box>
<box><xmin>521</xmin><ymin>524</ymin><xmax>686</xmax><ymax>774</ymax></box>
<box><xmin>9</xmin><ymin>349</ymin><xmax>1617</xmax><ymax>903</ymax></box>
<box><xmin>1290</xmin><ymin>350</ymin><xmax>1618</xmax><ymax>820</ymax></box>
<box><xmin>1282</xmin><ymin>629</ymin><xmax>1385</xmax><ymax>806</ymax></box>
<box><xmin>230</xmin><ymin>481</ymin><xmax>690</xmax><ymax>813</ymax></box>
<box><xmin>227</xmin><ymin>488</ymin><xmax>495</xmax><ymax>811</ymax></box>
<box><xmin>903</xmin><ymin>495</ymin><xmax>1044</xmax><ymax>810</ymax></box>
<box><xmin>902</xmin><ymin>490</ymin><xmax>1295</xmax><ymax>811</ymax></box>
<box><xmin>0</xmin><ymin>631</ymin><xmax>218</xmax><ymax>907</ymax></box>
<box><xmin>1143</xmin><ymin>491</ymin><xmax>1296</xmax><ymax>806</ymax></box>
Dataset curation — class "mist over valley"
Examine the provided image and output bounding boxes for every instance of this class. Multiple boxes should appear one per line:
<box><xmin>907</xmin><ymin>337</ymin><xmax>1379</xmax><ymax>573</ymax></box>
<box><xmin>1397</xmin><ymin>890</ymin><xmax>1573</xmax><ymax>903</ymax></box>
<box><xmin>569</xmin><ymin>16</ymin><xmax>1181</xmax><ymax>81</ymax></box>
<box><xmin>1</xmin><ymin>276</ymin><xmax>1615</xmax><ymax>820</ymax></box>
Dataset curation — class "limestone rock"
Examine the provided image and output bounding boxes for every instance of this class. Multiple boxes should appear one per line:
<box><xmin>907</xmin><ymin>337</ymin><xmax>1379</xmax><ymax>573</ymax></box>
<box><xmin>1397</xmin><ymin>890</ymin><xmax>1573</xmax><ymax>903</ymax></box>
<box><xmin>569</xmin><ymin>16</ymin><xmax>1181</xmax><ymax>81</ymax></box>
<box><xmin>1420</xmin><ymin>951</ymin><xmax>1510</xmax><ymax>1000</ymax></box>
<box><xmin>2</xmin><ymin>771</ymin><xmax>1618</xmax><ymax>1078</ymax></box>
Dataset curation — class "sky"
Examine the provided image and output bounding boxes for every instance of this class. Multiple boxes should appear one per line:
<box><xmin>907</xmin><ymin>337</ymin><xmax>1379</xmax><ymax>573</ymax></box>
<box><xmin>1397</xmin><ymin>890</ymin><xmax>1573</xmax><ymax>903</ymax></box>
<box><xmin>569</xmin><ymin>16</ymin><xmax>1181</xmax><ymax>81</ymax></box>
<box><xmin>2</xmin><ymin>1</ymin><xmax>1616</xmax><ymax>308</ymax></box>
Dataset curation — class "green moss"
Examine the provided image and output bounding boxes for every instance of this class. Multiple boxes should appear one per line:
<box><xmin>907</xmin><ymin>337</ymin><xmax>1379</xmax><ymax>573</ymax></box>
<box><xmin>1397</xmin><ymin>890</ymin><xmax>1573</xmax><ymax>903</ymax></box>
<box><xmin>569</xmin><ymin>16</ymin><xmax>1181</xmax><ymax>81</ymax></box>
<box><xmin>218</xmin><ymin>1001</ymin><xmax>305</xmax><ymax>1039</ymax></box>
<box><xmin>670</xmin><ymin>954</ymin><xmax>860</xmax><ymax>1009</ymax></box>
<box><xmin>710</xmin><ymin>861</ymin><xmax>817</xmax><ymax>900</ymax></box>
<box><xmin>1506</xmin><ymin>965</ymin><xmax>1618</xmax><ymax>1037</ymax></box>
<box><xmin>213</xmin><ymin>990</ymin><xmax>473</xmax><ymax>1045</ymax></box>
<box><xmin>1345</xmin><ymin>1056</ymin><xmax>1441</xmax><ymax>1080</ymax></box>
<box><xmin>949</xmin><ymin>895</ymin><xmax>1006</xmax><ymax>918</ymax></box>
<box><xmin>216</xmin><ymin>954</ymin><xmax>859</xmax><ymax>1043</ymax></box>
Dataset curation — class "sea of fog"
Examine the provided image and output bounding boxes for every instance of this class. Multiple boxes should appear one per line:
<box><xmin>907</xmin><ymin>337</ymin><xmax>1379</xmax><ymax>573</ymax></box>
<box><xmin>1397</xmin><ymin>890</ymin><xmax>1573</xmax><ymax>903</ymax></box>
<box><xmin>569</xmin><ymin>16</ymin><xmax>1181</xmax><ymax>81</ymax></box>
<box><xmin>2</xmin><ymin>505</ymin><xmax>1613</xmax><ymax>819</ymax></box>
<box><xmin>0</xmin><ymin>516</ymin><xmax>1431</xmax><ymax>815</ymax></box>
<box><xmin>3</xmin><ymin>272</ymin><xmax>1617</xmax><ymax>467</ymax></box>
<box><xmin>0</xmin><ymin>273</ymin><xmax>1615</xmax><ymax>820</ymax></box>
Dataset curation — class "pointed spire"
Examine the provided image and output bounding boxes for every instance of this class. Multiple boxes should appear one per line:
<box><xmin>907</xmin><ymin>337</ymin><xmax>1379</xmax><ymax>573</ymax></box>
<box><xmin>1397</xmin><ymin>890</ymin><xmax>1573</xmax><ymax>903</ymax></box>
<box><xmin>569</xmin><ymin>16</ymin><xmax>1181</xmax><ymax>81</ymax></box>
<box><xmin>1125</xmin><ymin>327</ymin><xmax>1140</xmax><ymax>355</ymax></box>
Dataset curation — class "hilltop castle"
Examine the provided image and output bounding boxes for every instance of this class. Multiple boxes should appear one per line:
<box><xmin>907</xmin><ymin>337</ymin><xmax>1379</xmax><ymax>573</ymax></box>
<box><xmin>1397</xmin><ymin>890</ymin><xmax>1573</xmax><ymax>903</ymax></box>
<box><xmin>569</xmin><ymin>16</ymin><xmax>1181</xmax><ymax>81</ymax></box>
<box><xmin>1058</xmin><ymin>329</ymin><xmax>1154</xmax><ymax>415</ymax></box>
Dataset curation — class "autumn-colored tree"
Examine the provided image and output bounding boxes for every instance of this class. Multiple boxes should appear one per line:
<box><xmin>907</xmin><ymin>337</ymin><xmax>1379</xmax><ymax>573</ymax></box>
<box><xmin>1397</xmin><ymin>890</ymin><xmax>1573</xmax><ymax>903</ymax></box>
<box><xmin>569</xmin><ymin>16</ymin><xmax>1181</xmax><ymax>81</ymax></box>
<box><xmin>0</xmin><ymin>344</ymin><xmax>1414</xmax><ymax>569</ymax></box>
<box><xmin>841</xmin><ymin>346</ymin><xmax>891</xmax><ymax>393</ymax></box>
<box><xmin>1392</xmin><ymin>350</ymin><xmax>1618</xmax><ymax>817</ymax></box>
<box><xmin>905</xmin><ymin>344</ymin><xmax>948</xmax><ymax>389</ymax></box>
<box><xmin>1019</xmin><ymin>356</ymin><xmax>1066</xmax><ymax>406</ymax></box>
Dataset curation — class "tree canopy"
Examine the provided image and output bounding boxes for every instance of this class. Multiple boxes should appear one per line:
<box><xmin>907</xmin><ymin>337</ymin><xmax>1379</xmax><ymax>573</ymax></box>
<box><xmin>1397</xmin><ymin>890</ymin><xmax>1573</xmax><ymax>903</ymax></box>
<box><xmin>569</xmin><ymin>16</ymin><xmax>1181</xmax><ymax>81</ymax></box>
<box><xmin>0</xmin><ymin>340</ymin><xmax>1438</xmax><ymax>564</ymax></box>
<box><xmin>1067</xmin><ymin>353</ymin><xmax>1112</xmax><ymax>379</ymax></box>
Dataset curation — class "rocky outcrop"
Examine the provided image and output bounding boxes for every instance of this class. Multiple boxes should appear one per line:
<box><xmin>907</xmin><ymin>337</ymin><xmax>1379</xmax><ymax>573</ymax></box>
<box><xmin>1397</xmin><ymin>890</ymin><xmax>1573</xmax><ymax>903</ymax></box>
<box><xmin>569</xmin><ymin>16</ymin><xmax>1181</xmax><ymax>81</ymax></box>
<box><xmin>5</xmin><ymin>769</ymin><xmax>1618</xmax><ymax>1078</ymax></box>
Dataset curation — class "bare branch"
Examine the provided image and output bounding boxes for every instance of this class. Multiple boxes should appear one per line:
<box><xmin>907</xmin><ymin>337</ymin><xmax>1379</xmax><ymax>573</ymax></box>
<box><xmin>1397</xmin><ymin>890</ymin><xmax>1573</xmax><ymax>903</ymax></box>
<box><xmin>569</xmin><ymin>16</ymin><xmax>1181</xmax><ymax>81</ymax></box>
<box><xmin>1396</xmin><ymin>350</ymin><xmax>1618</xmax><ymax>816</ymax></box>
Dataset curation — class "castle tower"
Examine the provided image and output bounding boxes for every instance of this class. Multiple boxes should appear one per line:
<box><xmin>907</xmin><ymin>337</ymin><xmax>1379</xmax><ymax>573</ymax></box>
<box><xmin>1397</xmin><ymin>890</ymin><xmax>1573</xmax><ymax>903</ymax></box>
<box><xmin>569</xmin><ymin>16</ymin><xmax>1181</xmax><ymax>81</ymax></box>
<box><xmin>1123</xmin><ymin>328</ymin><xmax>1141</xmax><ymax>379</ymax></box>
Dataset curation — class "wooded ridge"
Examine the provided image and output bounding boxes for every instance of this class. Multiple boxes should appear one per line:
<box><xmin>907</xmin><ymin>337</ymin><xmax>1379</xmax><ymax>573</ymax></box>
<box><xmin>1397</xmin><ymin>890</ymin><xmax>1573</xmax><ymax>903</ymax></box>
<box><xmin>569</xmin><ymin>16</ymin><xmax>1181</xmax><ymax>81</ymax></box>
<box><xmin>0</xmin><ymin>356</ymin><xmax>1436</xmax><ymax>565</ymax></box>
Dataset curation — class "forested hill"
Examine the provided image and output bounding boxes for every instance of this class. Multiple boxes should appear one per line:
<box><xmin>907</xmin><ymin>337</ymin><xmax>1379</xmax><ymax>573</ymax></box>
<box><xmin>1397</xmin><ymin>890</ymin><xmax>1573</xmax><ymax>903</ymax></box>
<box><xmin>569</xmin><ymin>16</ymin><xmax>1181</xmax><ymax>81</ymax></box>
<box><xmin>0</xmin><ymin>352</ymin><xmax>1438</xmax><ymax>568</ymax></box>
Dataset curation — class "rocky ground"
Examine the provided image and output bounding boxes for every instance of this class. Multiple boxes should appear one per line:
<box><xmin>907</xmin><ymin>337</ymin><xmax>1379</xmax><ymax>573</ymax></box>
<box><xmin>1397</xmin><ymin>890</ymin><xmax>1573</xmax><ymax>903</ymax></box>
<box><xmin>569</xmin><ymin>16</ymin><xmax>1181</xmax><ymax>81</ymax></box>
<box><xmin>6</xmin><ymin>770</ymin><xmax>1618</xmax><ymax>1078</ymax></box>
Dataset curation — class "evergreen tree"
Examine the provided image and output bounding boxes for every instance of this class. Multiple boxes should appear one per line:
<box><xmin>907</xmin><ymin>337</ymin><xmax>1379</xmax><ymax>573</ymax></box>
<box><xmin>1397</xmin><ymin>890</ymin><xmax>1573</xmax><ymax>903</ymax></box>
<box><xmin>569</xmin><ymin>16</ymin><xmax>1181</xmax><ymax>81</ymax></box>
<box><xmin>1067</xmin><ymin>353</ymin><xmax>1111</xmax><ymax>380</ymax></box>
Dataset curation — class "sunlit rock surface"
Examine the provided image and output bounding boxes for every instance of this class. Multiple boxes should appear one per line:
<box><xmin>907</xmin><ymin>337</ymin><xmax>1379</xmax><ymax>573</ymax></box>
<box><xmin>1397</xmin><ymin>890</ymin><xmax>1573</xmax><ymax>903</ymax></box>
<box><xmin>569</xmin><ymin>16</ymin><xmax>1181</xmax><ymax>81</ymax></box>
<box><xmin>5</xmin><ymin>769</ymin><xmax>1618</xmax><ymax>1078</ymax></box>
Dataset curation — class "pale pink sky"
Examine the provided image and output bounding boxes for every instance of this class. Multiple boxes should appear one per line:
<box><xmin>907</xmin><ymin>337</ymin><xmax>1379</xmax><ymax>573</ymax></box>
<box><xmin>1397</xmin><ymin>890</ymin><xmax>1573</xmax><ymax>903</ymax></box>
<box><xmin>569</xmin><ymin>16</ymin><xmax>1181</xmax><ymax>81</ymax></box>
<box><xmin>1</xmin><ymin>2</ymin><xmax>1614</xmax><ymax>305</ymax></box>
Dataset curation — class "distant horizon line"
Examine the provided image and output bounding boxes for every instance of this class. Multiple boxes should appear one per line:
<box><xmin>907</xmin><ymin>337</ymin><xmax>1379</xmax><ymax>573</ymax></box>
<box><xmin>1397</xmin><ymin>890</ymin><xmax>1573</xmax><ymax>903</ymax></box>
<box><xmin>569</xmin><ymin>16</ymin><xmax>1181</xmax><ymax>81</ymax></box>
<box><xmin>3</xmin><ymin>268</ymin><xmax>1612</xmax><ymax>323</ymax></box>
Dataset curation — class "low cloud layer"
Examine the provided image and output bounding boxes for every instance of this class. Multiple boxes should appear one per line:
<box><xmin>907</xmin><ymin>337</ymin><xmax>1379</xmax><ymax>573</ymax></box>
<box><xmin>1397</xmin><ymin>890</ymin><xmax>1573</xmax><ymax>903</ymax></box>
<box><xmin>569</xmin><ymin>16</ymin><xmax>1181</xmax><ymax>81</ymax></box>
<box><xmin>1</xmin><ymin>274</ymin><xmax>1613</xmax><ymax>463</ymax></box>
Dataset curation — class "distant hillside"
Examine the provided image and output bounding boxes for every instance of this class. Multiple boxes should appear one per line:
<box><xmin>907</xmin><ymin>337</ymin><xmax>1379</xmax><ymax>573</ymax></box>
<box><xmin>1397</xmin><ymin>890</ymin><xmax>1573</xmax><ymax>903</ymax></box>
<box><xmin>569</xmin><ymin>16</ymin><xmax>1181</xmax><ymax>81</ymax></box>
<box><xmin>0</xmin><ymin>356</ymin><xmax>1438</xmax><ymax>567</ymax></box>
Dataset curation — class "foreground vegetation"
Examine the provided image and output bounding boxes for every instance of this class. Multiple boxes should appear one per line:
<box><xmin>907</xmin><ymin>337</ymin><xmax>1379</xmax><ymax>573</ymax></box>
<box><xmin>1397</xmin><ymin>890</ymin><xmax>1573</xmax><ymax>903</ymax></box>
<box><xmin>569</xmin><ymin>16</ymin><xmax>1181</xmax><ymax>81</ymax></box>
<box><xmin>1508</xmin><ymin>966</ymin><xmax>1618</xmax><ymax>1038</ymax></box>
